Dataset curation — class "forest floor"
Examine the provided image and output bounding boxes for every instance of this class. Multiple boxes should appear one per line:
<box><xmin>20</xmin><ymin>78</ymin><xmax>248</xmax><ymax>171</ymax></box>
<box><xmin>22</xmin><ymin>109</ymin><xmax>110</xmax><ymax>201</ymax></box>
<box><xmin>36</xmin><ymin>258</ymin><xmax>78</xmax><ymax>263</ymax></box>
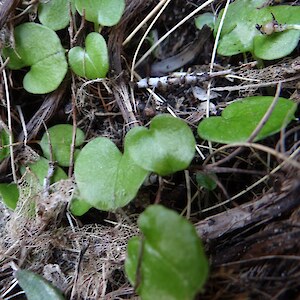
<box><xmin>0</xmin><ymin>0</ymin><xmax>300</xmax><ymax>299</ymax></box>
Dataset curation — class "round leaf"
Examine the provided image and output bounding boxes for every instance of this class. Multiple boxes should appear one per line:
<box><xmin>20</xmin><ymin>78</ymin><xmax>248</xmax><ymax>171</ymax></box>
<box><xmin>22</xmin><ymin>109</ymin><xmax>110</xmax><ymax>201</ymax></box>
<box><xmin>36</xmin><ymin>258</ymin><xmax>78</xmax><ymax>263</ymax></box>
<box><xmin>74</xmin><ymin>137</ymin><xmax>149</xmax><ymax>211</ymax></box>
<box><xmin>38</xmin><ymin>0</ymin><xmax>75</xmax><ymax>31</ymax></box>
<box><xmin>68</xmin><ymin>32</ymin><xmax>109</xmax><ymax>79</ymax></box>
<box><xmin>125</xmin><ymin>114</ymin><xmax>196</xmax><ymax>176</ymax></box>
<box><xmin>16</xmin><ymin>269</ymin><xmax>65</xmax><ymax>300</ymax></box>
<box><xmin>3</xmin><ymin>23</ymin><xmax>67</xmax><ymax>94</ymax></box>
<box><xmin>198</xmin><ymin>96</ymin><xmax>297</xmax><ymax>144</ymax></box>
<box><xmin>75</xmin><ymin>0</ymin><xmax>125</xmax><ymax>26</ymax></box>
<box><xmin>0</xmin><ymin>183</ymin><xmax>19</xmax><ymax>210</ymax></box>
<box><xmin>196</xmin><ymin>172</ymin><xmax>217</xmax><ymax>191</ymax></box>
<box><xmin>125</xmin><ymin>205</ymin><xmax>209</xmax><ymax>300</ymax></box>
<box><xmin>40</xmin><ymin>124</ymin><xmax>85</xmax><ymax>167</ymax></box>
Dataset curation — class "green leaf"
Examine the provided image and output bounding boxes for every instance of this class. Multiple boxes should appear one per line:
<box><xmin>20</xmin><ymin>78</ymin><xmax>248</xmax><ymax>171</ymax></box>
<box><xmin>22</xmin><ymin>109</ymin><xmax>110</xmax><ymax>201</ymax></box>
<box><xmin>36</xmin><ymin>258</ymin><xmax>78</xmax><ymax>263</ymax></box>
<box><xmin>40</xmin><ymin>124</ymin><xmax>85</xmax><ymax>167</ymax></box>
<box><xmin>16</xmin><ymin>269</ymin><xmax>65</xmax><ymax>300</ymax></box>
<box><xmin>196</xmin><ymin>172</ymin><xmax>217</xmax><ymax>191</ymax></box>
<box><xmin>0</xmin><ymin>129</ymin><xmax>10</xmax><ymax>161</ymax></box>
<box><xmin>69</xmin><ymin>197</ymin><xmax>92</xmax><ymax>216</ymax></box>
<box><xmin>68</xmin><ymin>32</ymin><xmax>109</xmax><ymax>79</ymax></box>
<box><xmin>198</xmin><ymin>96</ymin><xmax>297</xmax><ymax>144</ymax></box>
<box><xmin>38</xmin><ymin>0</ymin><xmax>75</xmax><ymax>31</ymax></box>
<box><xmin>0</xmin><ymin>183</ymin><xmax>19</xmax><ymax>210</ymax></box>
<box><xmin>22</xmin><ymin>157</ymin><xmax>68</xmax><ymax>185</ymax></box>
<box><xmin>74</xmin><ymin>137</ymin><xmax>149</xmax><ymax>211</ymax></box>
<box><xmin>125</xmin><ymin>205</ymin><xmax>209</xmax><ymax>300</ymax></box>
<box><xmin>125</xmin><ymin>114</ymin><xmax>196</xmax><ymax>176</ymax></box>
<box><xmin>253</xmin><ymin>6</ymin><xmax>300</xmax><ymax>60</ymax></box>
<box><xmin>75</xmin><ymin>0</ymin><xmax>125</xmax><ymax>27</ymax></box>
<box><xmin>195</xmin><ymin>13</ymin><xmax>215</xmax><ymax>30</ymax></box>
<box><xmin>3</xmin><ymin>23</ymin><xmax>67</xmax><ymax>94</ymax></box>
<box><xmin>215</xmin><ymin>0</ymin><xmax>300</xmax><ymax>59</ymax></box>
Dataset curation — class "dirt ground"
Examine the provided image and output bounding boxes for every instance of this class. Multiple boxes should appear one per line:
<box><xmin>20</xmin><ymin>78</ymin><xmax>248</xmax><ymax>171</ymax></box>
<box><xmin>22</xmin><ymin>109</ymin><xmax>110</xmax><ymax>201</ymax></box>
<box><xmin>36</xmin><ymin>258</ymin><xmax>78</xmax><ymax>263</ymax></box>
<box><xmin>0</xmin><ymin>0</ymin><xmax>300</xmax><ymax>299</ymax></box>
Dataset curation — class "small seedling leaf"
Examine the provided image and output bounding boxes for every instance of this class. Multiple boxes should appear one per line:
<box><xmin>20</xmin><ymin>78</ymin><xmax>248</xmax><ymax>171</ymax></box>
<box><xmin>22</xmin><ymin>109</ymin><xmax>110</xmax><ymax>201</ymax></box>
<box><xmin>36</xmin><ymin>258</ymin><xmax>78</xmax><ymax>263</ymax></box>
<box><xmin>198</xmin><ymin>96</ymin><xmax>296</xmax><ymax>144</ymax></box>
<box><xmin>196</xmin><ymin>172</ymin><xmax>217</xmax><ymax>191</ymax></box>
<box><xmin>195</xmin><ymin>13</ymin><xmax>215</xmax><ymax>30</ymax></box>
<box><xmin>40</xmin><ymin>124</ymin><xmax>85</xmax><ymax>167</ymax></box>
<box><xmin>3</xmin><ymin>23</ymin><xmax>67</xmax><ymax>94</ymax></box>
<box><xmin>68</xmin><ymin>32</ymin><xmax>109</xmax><ymax>79</ymax></box>
<box><xmin>0</xmin><ymin>183</ymin><xmax>19</xmax><ymax>210</ymax></box>
<box><xmin>125</xmin><ymin>114</ymin><xmax>196</xmax><ymax>176</ymax></box>
<box><xmin>75</xmin><ymin>0</ymin><xmax>125</xmax><ymax>26</ymax></box>
<box><xmin>38</xmin><ymin>0</ymin><xmax>75</xmax><ymax>31</ymax></box>
<box><xmin>16</xmin><ymin>268</ymin><xmax>65</xmax><ymax>300</ymax></box>
<box><xmin>215</xmin><ymin>0</ymin><xmax>300</xmax><ymax>59</ymax></box>
<box><xmin>0</xmin><ymin>129</ymin><xmax>10</xmax><ymax>161</ymax></box>
<box><xmin>74</xmin><ymin>137</ymin><xmax>149</xmax><ymax>211</ymax></box>
<box><xmin>125</xmin><ymin>205</ymin><xmax>209</xmax><ymax>300</ymax></box>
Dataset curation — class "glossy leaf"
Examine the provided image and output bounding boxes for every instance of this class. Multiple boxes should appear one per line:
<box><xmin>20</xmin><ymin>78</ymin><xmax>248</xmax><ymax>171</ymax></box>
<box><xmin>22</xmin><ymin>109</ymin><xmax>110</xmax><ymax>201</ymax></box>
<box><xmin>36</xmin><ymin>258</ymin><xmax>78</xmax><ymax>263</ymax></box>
<box><xmin>68</xmin><ymin>32</ymin><xmax>109</xmax><ymax>79</ymax></box>
<box><xmin>74</xmin><ymin>137</ymin><xmax>149</xmax><ymax>211</ymax></box>
<box><xmin>125</xmin><ymin>114</ymin><xmax>196</xmax><ymax>176</ymax></box>
<box><xmin>0</xmin><ymin>129</ymin><xmax>10</xmax><ymax>161</ymax></box>
<box><xmin>75</xmin><ymin>0</ymin><xmax>125</xmax><ymax>26</ymax></box>
<box><xmin>3</xmin><ymin>23</ymin><xmax>68</xmax><ymax>94</ymax></box>
<box><xmin>215</xmin><ymin>0</ymin><xmax>300</xmax><ymax>59</ymax></box>
<box><xmin>125</xmin><ymin>205</ymin><xmax>209</xmax><ymax>300</ymax></box>
<box><xmin>16</xmin><ymin>269</ymin><xmax>65</xmax><ymax>300</ymax></box>
<box><xmin>198</xmin><ymin>96</ymin><xmax>297</xmax><ymax>144</ymax></box>
<box><xmin>38</xmin><ymin>0</ymin><xmax>75</xmax><ymax>31</ymax></box>
<box><xmin>0</xmin><ymin>183</ymin><xmax>19</xmax><ymax>210</ymax></box>
<box><xmin>40</xmin><ymin>124</ymin><xmax>85</xmax><ymax>167</ymax></box>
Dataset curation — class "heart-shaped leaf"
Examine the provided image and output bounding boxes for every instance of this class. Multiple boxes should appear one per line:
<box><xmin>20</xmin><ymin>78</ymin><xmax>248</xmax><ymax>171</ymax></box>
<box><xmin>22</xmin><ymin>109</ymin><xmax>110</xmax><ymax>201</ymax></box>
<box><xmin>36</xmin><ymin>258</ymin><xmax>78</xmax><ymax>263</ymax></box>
<box><xmin>215</xmin><ymin>0</ymin><xmax>300</xmax><ymax>59</ymax></box>
<box><xmin>0</xmin><ymin>183</ymin><xmax>19</xmax><ymax>210</ymax></box>
<box><xmin>198</xmin><ymin>96</ymin><xmax>297</xmax><ymax>144</ymax></box>
<box><xmin>68</xmin><ymin>32</ymin><xmax>109</xmax><ymax>79</ymax></box>
<box><xmin>0</xmin><ymin>129</ymin><xmax>10</xmax><ymax>161</ymax></box>
<box><xmin>16</xmin><ymin>269</ymin><xmax>65</xmax><ymax>300</ymax></box>
<box><xmin>125</xmin><ymin>205</ymin><xmax>209</xmax><ymax>300</ymax></box>
<box><xmin>75</xmin><ymin>0</ymin><xmax>125</xmax><ymax>27</ymax></box>
<box><xmin>38</xmin><ymin>0</ymin><xmax>75</xmax><ymax>31</ymax></box>
<box><xmin>40</xmin><ymin>124</ymin><xmax>85</xmax><ymax>167</ymax></box>
<box><xmin>125</xmin><ymin>114</ymin><xmax>196</xmax><ymax>176</ymax></box>
<box><xmin>3</xmin><ymin>23</ymin><xmax>68</xmax><ymax>94</ymax></box>
<box><xmin>74</xmin><ymin>137</ymin><xmax>149</xmax><ymax>211</ymax></box>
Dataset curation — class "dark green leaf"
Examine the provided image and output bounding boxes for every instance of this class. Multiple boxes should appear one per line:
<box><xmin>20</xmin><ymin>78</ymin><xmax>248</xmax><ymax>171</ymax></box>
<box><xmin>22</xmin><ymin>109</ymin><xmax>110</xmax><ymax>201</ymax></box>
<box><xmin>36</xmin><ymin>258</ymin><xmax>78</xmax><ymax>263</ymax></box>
<box><xmin>0</xmin><ymin>129</ymin><xmax>10</xmax><ymax>161</ymax></box>
<box><xmin>125</xmin><ymin>205</ymin><xmax>209</xmax><ymax>300</ymax></box>
<box><xmin>196</xmin><ymin>172</ymin><xmax>217</xmax><ymax>191</ymax></box>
